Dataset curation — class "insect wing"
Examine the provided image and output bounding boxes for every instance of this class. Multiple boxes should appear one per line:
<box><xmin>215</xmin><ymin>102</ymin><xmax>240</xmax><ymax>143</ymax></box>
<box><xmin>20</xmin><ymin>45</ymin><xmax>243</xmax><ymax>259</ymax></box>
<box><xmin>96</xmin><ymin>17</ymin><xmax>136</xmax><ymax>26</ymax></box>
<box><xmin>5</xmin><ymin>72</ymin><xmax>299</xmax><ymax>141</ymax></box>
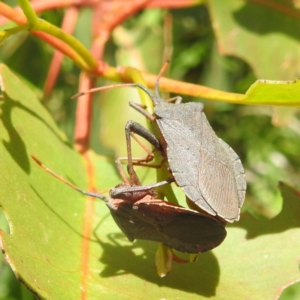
<box><xmin>155</xmin><ymin>102</ymin><xmax>246</xmax><ymax>222</ymax></box>
<box><xmin>106</xmin><ymin>196</ymin><xmax>159</xmax><ymax>242</ymax></box>
<box><xmin>107</xmin><ymin>197</ymin><xmax>226</xmax><ymax>253</ymax></box>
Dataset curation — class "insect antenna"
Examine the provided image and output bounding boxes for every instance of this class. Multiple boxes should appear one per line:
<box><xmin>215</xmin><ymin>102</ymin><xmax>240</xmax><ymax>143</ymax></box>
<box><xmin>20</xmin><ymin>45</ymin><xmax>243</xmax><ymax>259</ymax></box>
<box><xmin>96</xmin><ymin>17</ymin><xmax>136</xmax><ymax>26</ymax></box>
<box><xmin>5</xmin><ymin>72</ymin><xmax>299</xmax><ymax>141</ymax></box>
<box><xmin>31</xmin><ymin>155</ymin><xmax>110</xmax><ymax>203</ymax></box>
<box><xmin>154</xmin><ymin>61</ymin><xmax>170</xmax><ymax>99</ymax></box>
<box><xmin>72</xmin><ymin>82</ymin><xmax>155</xmax><ymax>101</ymax></box>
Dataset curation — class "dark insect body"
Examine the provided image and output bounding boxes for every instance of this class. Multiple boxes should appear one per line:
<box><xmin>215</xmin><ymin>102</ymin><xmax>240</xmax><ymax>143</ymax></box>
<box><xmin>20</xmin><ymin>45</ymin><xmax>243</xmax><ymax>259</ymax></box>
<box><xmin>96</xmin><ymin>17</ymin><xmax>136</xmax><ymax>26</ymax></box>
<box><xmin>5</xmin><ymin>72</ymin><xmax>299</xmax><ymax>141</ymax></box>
<box><xmin>31</xmin><ymin>156</ymin><xmax>226</xmax><ymax>253</ymax></box>
<box><xmin>108</xmin><ymin>193</ymin><xmax>226</xmax><ymax>254</ymax></box>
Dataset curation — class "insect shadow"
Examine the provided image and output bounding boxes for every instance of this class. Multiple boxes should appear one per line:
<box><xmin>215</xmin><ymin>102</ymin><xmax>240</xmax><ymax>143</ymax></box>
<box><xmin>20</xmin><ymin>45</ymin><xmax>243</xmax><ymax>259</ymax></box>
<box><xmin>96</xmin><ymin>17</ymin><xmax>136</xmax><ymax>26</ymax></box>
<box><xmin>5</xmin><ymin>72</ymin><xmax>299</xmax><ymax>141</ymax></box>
<box><xmin>75</xmin><ymin>62</ymin><xmax>246</xmax><ymax>223</ymax></box>
<box><xmin>96</xmin><ymin>233</ymin><xmax>221</xmax><ymax>297</ymax></box>
<box><xmin>92</xmin><ymin>210</ymin><xmax>222</xmax><ymax>296</ymax></box>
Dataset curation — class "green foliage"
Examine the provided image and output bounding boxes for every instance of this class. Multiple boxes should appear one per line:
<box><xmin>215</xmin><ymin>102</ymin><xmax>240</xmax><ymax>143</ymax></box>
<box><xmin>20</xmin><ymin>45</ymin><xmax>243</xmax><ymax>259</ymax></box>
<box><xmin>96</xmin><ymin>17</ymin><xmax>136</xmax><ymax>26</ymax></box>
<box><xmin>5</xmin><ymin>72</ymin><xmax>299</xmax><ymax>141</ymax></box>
<box><xmin>208</xmin><ymin>0</ymin><xmax>300</xmax><ymax>80</ymax></box>
<box><xmin>1</xmin><ymin>1</ymin><xmax>300</xmax><ymax>299</ymax></box>
<box><xmin>1</xmin><ymin>64</ymin><xmax>300</xmax><ymax>299</ymax></box>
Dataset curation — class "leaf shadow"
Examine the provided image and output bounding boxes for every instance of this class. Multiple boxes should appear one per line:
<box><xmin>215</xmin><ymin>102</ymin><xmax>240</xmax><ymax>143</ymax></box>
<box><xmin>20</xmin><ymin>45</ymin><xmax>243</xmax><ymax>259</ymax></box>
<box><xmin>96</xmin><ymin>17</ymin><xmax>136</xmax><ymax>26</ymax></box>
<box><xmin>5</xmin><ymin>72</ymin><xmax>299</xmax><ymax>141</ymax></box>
<box><xmin>95</xmin><ymin>231</ymin><xmax>221</xmax><ymax>297</ymax></box>
<box><xmin>0</xmin><ymin>97</ymin><xmax>30</xmax><ymax>174</ymax></box>
<box><xmin>233</xmin><ymin>2</ymin><xmax>300</xmax><ymax>42</ymax></box>
<box><xmin>230</xmin><ymin>182</ymin><xmax>300</xmax><ymax>239</ymax></box>
<box><xmin>0</xmin><ymin>95</ymin><xmax>72</xmax><ymax>174</ymax></box>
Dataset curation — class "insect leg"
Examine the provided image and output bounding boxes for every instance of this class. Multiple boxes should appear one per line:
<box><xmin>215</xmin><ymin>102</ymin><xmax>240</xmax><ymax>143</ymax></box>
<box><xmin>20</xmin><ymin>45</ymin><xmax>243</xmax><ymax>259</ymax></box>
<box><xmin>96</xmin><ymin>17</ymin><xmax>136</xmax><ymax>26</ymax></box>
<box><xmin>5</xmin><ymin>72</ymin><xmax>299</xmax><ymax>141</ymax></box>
<box><xmin>124</xmin><ymin>120</ymin><xmax>163</xmax><ymax>185</ymax></box>
<box><xmin>129</xmin><ymin>102</ymin><xmax>155</xmax><ymax>121</ymax></box>
<box><xmin>109</xmin><ymin>178</ymin><xmax>173</xmax><ymax>199</ymax></box>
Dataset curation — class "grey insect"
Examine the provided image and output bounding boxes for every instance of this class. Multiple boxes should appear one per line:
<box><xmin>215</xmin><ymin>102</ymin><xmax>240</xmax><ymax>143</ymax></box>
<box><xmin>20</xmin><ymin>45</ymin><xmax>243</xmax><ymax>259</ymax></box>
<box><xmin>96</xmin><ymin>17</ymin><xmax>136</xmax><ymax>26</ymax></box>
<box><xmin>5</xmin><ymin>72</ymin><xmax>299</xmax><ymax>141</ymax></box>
<box><xmin>76</xmin><ymin>63</ymin><xmax>247</xmax><ymax>222</ymax></box>
<box><xmin>153</xmin><ymin>100</ymin><xmax>246</xmax><ymax>222</ymax></box>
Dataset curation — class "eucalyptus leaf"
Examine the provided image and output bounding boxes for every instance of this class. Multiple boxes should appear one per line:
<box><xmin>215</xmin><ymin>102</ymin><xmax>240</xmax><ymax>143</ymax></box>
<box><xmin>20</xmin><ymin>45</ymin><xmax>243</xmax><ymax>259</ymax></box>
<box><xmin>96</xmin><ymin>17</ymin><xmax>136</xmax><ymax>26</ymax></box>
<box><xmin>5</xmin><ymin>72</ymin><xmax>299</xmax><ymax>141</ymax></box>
<box><xmin>0</xmin><ymin>65</ymin><xmax>299</xmax><ymax>299</ymax></box>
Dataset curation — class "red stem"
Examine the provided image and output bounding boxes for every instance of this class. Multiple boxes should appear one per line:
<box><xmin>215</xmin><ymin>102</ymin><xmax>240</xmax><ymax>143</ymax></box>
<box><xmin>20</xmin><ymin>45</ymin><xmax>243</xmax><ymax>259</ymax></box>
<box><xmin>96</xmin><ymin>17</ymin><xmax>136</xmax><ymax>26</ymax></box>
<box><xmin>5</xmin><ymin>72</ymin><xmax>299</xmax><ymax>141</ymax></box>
<box><xmin>80</xmin><ymin>151</ymin><xmax>97</xmax><ymax>300</ymax></box>
<box><xmin>74</xmin><ymin>72</ymin><xmax>95</xmax><ymax>153</ymax></box>
<box><xmin>44</xmin><ymin>6</ymin><xmax>79</xmax><ymax>98</ymax></box>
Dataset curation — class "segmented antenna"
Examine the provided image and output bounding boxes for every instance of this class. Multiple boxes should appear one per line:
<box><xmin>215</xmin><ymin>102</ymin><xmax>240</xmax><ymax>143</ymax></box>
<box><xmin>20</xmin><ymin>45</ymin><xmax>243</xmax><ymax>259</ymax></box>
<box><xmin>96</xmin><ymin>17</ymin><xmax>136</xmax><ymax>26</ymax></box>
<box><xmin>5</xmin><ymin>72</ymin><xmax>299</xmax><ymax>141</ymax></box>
<box><xmin>72</xmin><ymin>83</ymin><xmax>155</xmax><ymax>101</ymax></box>
<box><xmin>31</xmin><ymin>155</ymin><xmax>110</xmax><ymax>203</ymax></box>
<box><xmin>154</xmin><ymin>61</ymin><xmax>169</xmax><ymax>100</ymax></box>
<box><xmin>72</xmin><ymin>62</ymin><xmax>170</xmax><ymax>106</ymax></box>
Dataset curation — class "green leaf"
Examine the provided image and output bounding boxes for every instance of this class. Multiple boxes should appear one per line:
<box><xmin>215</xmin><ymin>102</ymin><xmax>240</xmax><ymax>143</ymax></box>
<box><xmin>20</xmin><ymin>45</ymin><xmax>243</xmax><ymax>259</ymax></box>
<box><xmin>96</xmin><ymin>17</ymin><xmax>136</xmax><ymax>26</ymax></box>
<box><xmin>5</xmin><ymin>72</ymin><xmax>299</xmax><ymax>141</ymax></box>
<box><xmin>242</xmin><ymin>78</ymin><xmax>300</xmax><ymax>106</ymax></box>
<box><xmin>0</xmin><ymin>63</ymin><xmax>88</xmax><ymax>299</ymax></box>
<box><xmin>208</xmin><ymin>0</ymin><xmax>300</xmax><ymax>80</ymax></box>
<box><xmin>0</xmin><ymin>64</ymin><xmax>300</xmax><ymax>299</ymax></box>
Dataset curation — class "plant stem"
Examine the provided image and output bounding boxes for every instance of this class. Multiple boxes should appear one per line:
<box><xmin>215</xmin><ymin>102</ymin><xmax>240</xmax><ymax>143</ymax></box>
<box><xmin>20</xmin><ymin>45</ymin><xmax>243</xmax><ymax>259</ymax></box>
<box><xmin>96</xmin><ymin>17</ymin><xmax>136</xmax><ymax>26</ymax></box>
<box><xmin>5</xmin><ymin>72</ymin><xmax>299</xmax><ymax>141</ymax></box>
<box><xmin>17</xmin><ymin>0</ymin><xmax>97</xmax><ymax>70</ymax></box>
<box><xmin>123</xmin><ymin>67</ymin><xmax>153</xmax><ymax>113</ymax></box>
<box><xmin>17</xmin><ymin>0</ymin><xmax>38</xmax><ymax>26</ymax></box>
